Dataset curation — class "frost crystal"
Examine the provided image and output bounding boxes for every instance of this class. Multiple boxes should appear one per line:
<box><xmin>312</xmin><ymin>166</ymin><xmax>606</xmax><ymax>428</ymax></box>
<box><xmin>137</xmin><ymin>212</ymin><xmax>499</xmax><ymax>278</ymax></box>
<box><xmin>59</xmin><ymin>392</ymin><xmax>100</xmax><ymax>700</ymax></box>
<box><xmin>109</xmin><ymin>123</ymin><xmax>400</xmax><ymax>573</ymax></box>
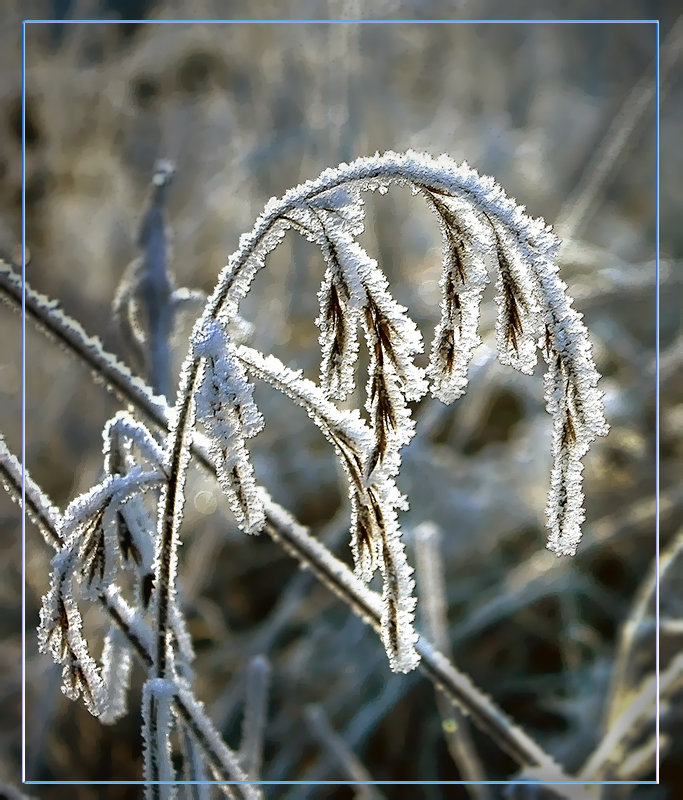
<box><xmin>142</xmin><ymin>677</ymin><xmax>177</xmax><ymax>799</ymax></box>
<box><xmin>100</xmin><ymin>624</ymin><xmax>133</xmax><ymax>724</ymax></box>
<box><xmin>38</xmin><ymin>550</ymin><xmax>107</xmax><ymax>717</ymax></box>
<box><xmin>192</xmin><ymin>319</ymin><xmax>265</xmax><ymax>534</ymax></box>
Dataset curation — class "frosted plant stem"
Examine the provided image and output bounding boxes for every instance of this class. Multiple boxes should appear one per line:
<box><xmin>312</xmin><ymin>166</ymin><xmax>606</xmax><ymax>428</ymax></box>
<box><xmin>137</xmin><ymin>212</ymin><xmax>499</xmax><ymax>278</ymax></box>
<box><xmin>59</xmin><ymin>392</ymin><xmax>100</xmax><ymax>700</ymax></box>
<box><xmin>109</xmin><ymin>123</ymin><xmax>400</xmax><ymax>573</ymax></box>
<box><xmin>593</xmin><ymin>530</ymin><xmax>683</xmax><ymax>784</ymax></box>
<box><xmin>155</xmin><ymin>148</ymin><xmax>607</xmax><ymax>691</ymax></box>
<box><xmin>578</xmin><ymin>653</ymin><xmax>683</xmax><ymax>781</ymax></box>
<box><xmin>414</xmin><ymin>522</ymin><xmax>492</xmax><ymax>800</ymax></box>
<box><xmin>3</xmin><ymin>263</ymin><xmax>573</xmax><ymax>779</ymax></box>
<box><xmin>178</xmin><ymin>723</ymin><xmax>210</xmax><ymax>800</ymax></box>
<box><xmin>0</xmin><ymin>439</ymin><xmax>260</xmax><ymax>800</ymax></box>
<box><xmin>0</xmin><ymin>262</ymin><xmax>171</xmax><ymax>430</ymax></box>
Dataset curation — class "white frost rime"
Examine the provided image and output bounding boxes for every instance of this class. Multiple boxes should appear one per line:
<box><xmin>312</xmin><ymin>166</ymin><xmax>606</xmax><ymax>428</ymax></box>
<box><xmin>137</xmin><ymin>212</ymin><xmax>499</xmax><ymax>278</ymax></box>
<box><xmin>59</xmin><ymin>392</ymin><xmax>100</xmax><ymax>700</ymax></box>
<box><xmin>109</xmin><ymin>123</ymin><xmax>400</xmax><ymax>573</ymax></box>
<box><xmin>178</xmin><ymin>149</ymin><xmax>607</xmax><ymax>670</ymax></box>
<box><xmin>192</xmin><ymin>318</ymin><xmax>265</xmax><ymax>534</ymax></box>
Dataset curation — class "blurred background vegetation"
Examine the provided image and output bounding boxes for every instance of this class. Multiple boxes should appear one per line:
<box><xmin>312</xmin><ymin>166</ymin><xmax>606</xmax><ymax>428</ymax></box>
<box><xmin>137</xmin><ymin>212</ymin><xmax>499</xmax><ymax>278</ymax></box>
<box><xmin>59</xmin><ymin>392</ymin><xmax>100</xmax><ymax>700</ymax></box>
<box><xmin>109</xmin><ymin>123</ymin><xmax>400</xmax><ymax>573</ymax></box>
<box><xmin>0</xmin><ymin>2</ymin><xmax>681</xmax><ymax>798</ymax></box>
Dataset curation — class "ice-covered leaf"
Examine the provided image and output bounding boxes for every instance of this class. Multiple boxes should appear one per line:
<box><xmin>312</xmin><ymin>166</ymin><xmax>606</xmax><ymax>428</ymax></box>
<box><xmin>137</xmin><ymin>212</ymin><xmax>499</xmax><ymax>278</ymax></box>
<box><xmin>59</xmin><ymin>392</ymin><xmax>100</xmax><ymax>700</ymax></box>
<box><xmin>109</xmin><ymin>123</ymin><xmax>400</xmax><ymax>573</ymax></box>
<box><xmin>192</xmin><ymin>319</ymin><xmax>264</xmax><ymax>534</ymax></box>
<box><xmin>100</xmin><ymin>624</ymin><xmax>133</xmax><ymax>724</ymax></box>
<box><xmin>38</xmin><ymin>550</ymin><xmax>107</xmax><ymax>717</ymax></box>
<box><xmin>424</xmin><ymin>194</ymin><xmax>490</xmax><ymax>403</ymax></box>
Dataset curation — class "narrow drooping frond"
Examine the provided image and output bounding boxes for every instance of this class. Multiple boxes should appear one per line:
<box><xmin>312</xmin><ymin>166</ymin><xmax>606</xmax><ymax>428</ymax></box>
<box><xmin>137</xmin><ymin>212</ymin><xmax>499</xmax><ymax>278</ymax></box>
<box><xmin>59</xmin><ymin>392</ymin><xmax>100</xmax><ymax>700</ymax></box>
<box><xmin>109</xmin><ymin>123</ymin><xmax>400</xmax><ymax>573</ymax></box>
<box><xmin>424</xmin><ymin>191</ymin><xmax>490</xmax><ymax>404</ymax></box>
<box><xmin>191</xmin><ymin>319</ymin><xmax>265</xmax><ymax>534</ymax></box>
<box><xmin>54</xmin><ymin>468</ymin><xmax>163</xmax><ymax>598</ymax></box>
<box><xmin>316</xmin><ymin>265</ymin><xmax>362</xmax><ymax>401</ymax></box>
<box><xmin>234</xmin><ymin>344</ymin><xmax>420</xmax><ymax>670</ymax></box>
<box><xmin>38</xmin><ymin>548</ymin><xmax>107</xmax><ymax>717</ymax></box>
<box><xmin>100</xmin><ymin>624</ymin><xmax>134</xmax><ymax>724</ymax></box>
<box><xmin>488</xmin><ymin>218</ymin><xmax>544</xmax><ymax>376</ymax></box>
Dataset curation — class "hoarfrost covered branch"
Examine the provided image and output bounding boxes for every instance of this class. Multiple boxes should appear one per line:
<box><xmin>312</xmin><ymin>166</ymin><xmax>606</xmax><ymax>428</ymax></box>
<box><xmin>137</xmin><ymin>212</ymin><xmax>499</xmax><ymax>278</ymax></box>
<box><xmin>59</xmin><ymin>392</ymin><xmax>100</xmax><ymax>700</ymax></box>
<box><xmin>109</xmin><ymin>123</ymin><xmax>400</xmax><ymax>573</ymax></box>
<box><xmin>160</xmin><ymin>150</ymin><xmax>608</xmax><ymax>679</ymax></box>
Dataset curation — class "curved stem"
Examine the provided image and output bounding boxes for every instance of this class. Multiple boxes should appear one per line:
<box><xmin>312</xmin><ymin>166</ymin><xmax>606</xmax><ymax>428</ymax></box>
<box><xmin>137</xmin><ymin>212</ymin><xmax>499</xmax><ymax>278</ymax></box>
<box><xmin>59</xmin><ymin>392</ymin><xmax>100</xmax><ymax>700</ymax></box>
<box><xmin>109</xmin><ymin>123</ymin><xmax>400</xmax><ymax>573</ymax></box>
<box><xmin>153</xmin><ymin>152</ymin><xmax>560</xmax><ymax>680</ymax></box>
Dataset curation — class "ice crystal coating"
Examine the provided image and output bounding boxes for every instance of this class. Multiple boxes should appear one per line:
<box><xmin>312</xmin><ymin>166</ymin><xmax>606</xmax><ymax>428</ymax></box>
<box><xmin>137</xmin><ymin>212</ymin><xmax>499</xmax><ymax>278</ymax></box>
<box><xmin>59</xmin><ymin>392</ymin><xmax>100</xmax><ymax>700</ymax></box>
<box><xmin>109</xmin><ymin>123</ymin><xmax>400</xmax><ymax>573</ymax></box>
<box><xmin>173</xmin><ymin>149</ymin><xmax>607</xmax><ymax>670</ymax></box>
<box><xmin>100</xmin><ymin>624</ymin><xmax>133</xmax><ymax>724</ymax></box>
<box><xmin>38</xmin><ymin>549</ymin><xmax>107</xmax><ymax>717</ymax></box>
<box><xmin>142</xmin><ymin>677</ymin><xmax>177</xmax><ymax>799</ymax></box>
<box><xmin>191</xmin><ymin>319</ymin><xmax>265</xmax><ymax>534</ymax></box>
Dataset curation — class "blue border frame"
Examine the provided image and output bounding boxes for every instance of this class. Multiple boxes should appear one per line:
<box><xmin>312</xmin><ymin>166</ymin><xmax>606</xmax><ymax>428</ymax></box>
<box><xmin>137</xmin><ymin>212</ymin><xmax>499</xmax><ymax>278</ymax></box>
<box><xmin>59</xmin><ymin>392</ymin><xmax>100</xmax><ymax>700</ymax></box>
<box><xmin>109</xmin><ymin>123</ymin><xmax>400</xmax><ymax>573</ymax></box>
<box><xmin>21</xmin><ymin>16</ymin><xmax>661</xmax><ymax>789</ymax></box>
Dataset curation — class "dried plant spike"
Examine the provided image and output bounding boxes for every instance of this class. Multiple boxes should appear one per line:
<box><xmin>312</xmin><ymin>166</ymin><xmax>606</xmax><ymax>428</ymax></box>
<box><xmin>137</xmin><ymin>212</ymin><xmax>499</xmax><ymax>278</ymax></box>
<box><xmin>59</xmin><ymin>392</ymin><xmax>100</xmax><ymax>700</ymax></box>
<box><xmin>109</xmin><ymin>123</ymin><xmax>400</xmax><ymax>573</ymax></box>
<box><xmin>38</xmin><ymin>551</ymin><xmax>107</xmax><ymax>717</ymax></box>
<box><xmin>425</xmin><ymin>193</ymin><xmax>490</xmax><ymax>404</ymax></box>
<box><xmin>100</xmin><ymin>624</ymin><xmax>133</xmax><ymax>724</ymax></box>
<box><xmin>57</xmin><ymin>467</ymin><xmax>164</xmax><ymax>597</ymax></box>
<box><xmin>316</xmin><ymin>265</ymin><xmax>362</xmax><ymax>400</ymax></box>
<box><xmin>191</xmin><ymin>318</ymin><xmax>265</xmax><ymax>534</ymax></box>
<box><xmin>535</xmin><ymin>273</ymin><xmax>609</xmax><ymax>556</ymax></box>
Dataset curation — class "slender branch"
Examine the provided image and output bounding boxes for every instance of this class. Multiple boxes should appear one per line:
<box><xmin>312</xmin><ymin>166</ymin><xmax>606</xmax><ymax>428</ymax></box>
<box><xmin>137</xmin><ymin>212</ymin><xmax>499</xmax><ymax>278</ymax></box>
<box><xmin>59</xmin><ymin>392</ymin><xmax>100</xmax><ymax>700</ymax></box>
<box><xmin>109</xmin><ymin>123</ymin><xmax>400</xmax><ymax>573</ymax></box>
<box><xmin>238</xmin><ymin>655</ymin><xmax>271</xmax><ymax>781</ymax></box>
<box><xmin>304</xmin><ymin>704</ymin><xmax>385</xmax><ymax>799</ymax></box>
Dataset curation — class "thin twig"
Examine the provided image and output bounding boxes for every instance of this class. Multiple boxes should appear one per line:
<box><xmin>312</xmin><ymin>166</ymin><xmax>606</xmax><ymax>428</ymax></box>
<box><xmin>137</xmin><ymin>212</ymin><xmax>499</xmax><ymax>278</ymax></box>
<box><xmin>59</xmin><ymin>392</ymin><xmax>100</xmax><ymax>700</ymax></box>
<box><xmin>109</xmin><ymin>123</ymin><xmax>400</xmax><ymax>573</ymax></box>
<box><xmin>238</xmin><ymin>655</ymin><xmax>271</xmax><ymax>781</ymax></box>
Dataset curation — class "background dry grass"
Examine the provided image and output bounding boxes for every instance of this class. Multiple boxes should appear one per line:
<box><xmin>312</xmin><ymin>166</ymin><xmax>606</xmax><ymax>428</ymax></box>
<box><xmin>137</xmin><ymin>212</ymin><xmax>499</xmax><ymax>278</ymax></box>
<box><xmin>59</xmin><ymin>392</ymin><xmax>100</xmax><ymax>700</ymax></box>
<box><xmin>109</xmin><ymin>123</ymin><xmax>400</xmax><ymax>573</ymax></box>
<box><xmin>1</xmin><ymin>3</ymin><xmax>681</xmax><ymax>798</ymax></box>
